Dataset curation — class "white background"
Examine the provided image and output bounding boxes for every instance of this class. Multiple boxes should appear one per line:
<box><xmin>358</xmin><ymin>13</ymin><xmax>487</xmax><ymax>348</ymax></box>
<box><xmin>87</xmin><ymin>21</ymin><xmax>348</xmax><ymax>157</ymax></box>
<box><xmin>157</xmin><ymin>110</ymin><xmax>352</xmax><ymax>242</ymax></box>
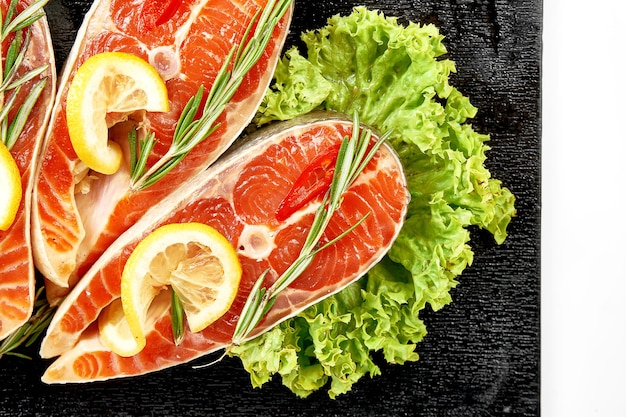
<box><xmin>543</xmin><ymin>0</ymin><xmax>626</xmax><ymax>415</ymax></box>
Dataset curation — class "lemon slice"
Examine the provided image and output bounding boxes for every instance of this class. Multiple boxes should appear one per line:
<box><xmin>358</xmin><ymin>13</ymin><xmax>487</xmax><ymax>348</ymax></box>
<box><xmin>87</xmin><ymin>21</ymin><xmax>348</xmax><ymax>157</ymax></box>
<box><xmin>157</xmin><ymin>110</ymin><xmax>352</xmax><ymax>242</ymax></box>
<box><xmin>101</xmin><ymin>222</ymin><xmax>241</xmax><ymax>356</ymax></box>
<box><xmin>0</xmin><ymin>141</ymin><xmax>22</xmax><ymax>231</ymax></box>
<box><xmin>66</xmin><ymin>51</ymin><xmax>170</xmax><ymax>175</ymax></box>
<box><xmin>99</xmin><ymin>293</ymin><xmax>170</xmax><ymax>357</ymax></box>
<box><xmin>98</xmin><ymin>298</ymin><xmax>142</xmax><ymax>357</ymax></box>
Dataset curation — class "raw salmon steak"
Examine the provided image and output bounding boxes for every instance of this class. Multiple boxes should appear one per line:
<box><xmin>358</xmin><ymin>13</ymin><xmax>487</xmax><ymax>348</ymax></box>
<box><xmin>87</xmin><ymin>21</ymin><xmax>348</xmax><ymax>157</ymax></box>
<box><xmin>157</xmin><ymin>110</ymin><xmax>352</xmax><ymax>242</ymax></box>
<box><xmin>31</xmin><ymin>0</ymin><xmax>293</xmax><ymax>302</ymax></box>
<box><xmin>0</xmin><ymin>0</ymin><xmax>56</xmax><ymax>340</ymax></box>
<box><xmin>40</xmin><ymin>112</ymin><xmax>409</xmax><ymax>382</ymax></box>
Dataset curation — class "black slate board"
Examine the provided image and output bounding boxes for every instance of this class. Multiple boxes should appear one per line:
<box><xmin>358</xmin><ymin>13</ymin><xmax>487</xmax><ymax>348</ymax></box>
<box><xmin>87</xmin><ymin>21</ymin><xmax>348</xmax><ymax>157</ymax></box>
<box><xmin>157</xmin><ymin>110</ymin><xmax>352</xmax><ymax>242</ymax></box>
<box><xmin>0</xmin><ymin>0</ymin><xmax>541</xmax><ymax>415</ymax></box>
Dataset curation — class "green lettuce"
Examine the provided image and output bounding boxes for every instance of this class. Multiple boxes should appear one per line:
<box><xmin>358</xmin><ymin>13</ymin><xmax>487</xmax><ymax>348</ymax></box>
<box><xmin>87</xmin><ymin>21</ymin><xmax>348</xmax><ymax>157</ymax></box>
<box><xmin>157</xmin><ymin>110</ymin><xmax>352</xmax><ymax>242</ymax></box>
<box><xmin>229</xmin><ymin>6</ymin><xmax>516</xmax><ymax>398</ymax></box>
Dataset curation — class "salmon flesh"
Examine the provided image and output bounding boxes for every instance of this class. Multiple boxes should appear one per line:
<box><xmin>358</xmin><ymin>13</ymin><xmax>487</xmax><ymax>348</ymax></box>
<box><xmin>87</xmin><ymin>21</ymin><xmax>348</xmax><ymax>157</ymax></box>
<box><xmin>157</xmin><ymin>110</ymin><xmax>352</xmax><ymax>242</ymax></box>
<box><xmin>41</xmin><ymin>112</ymin><xmax>409</xmax><ymax>383</ymax></box>
<box><xmin>0</xmin><ymin>0</ymin><xmax>56</xmax><ymax>340</ymax></box>
<box><xmin>31</xmin><ymin>0</ymin><xmax>293</xmax><ymax>303</ymax></box>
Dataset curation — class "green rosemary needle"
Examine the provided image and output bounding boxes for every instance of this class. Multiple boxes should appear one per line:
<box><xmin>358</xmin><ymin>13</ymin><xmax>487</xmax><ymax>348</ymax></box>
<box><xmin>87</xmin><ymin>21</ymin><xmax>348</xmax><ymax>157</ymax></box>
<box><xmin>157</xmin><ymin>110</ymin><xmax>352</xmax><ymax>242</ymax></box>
<box><xmin>0</xmin><ymin>287</ymin><xmax>55</xmax><ymax>359</ymax></box>
<box><xmin>0</xmin><ymin>0</ymin><xmax>50</xmax><ymax>151</ymax></box>
<box><xmin>170</xmin><ymin>289</ymin><xmax>185</xmax><ymax>346</ymax></box>
<box><xmin>231</xmin><ymin>113</ymin><xmax>389</xmax><ymax>346</ymax></box>
<box><xmin>129</xmin><ymin>0</ymin><xmax>293</xmax><ymax>191</ymax></box>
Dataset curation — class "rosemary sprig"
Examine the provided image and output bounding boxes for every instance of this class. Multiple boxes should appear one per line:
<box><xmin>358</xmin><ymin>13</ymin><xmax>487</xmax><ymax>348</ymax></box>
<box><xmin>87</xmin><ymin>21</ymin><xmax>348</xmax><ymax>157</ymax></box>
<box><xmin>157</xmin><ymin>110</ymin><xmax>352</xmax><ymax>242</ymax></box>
<box><xmin>0</xmin><ymin>0</ymin><xmax>50</xmax><ymax>150</ymax></box>
<box><xmin>0</xmin><ymin>287</ymin><xmax>55</xmax><ymax>359</ymax></box>
<box><xmin>170</xmin><ymin>289</ymin><xmax>185</xmax><ymax>345</ymax></box>
<box><xmin>1</xmin><ymin>0</ymin><xmax>48</xmax><ymax>35</ymax></box>
<box><xmin>230</xmin><ymin>113</ymin><xmax>389</xmax><ymax>346</ymax></box>
<box><xmin>129</xmin><ymin>0</ymin><xmax>293</xmax><ymax>191</ymax></box>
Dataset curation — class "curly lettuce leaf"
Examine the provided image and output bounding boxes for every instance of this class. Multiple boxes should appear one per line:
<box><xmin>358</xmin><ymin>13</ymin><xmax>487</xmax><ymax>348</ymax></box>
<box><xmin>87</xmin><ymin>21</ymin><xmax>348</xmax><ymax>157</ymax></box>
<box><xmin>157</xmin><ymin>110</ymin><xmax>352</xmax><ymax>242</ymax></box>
<box><xmin>231</xmin><ymin>6</ymin><xmax>516</xmax><ymax>398</ymax></box>
<box><xmin>255</xmin><ymin>48</ymin><xmax>334</xmax><ymax>125</ymax></box>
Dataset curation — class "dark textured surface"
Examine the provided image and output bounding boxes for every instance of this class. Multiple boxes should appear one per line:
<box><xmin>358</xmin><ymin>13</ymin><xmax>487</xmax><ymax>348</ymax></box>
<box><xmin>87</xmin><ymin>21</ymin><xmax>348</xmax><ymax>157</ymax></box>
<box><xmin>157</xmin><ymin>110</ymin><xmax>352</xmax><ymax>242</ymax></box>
<box><xmin>0</xmin><ymin>0</ymin><xmax>541</xmax><ymax>415</ymax></box>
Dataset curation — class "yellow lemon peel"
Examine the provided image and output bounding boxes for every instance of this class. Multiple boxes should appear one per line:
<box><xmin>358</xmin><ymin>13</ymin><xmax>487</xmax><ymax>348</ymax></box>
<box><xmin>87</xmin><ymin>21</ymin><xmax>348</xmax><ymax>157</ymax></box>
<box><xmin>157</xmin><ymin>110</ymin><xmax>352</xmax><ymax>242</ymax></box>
<box><xmin>99</xmin><ymin>222</ymin><xmax>241</xmax><ymax>356</ymax></box>
<box><xmin>0</xmin><ymin>141</ymin><xmax>22</xmax><ymax>231</ymax></box>
<box><xmin>66</xmin><ymin>51</ymin><xmax>169</xmax><ymax>175</ymax></box>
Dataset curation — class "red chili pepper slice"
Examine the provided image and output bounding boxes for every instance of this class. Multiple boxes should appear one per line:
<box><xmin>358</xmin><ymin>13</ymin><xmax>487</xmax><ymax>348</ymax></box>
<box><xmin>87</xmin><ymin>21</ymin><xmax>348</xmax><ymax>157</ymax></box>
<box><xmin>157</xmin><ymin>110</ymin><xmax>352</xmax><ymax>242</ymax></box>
<box><xmin>155</xmin><ymin>0</ymin><xmax>184</xmax><ymax>26</ymax></box>
<box><xmin>275</xmin><ymin>144</ymin><xmax>342</xmax><ymax>221</ymax></box>
<box><xmin>141</xmin><ymin>0</ymin><xmax>183</xmax><ymax>31</ymax></box>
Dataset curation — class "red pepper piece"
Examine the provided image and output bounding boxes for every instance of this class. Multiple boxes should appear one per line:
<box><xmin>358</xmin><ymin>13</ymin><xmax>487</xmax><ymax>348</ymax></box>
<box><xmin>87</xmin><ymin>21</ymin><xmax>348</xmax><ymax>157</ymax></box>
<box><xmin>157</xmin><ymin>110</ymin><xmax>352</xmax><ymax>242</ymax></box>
<box><xmin>155</xmin><ymin>0</ymin><xmax>184</xmax><ymax>26</ymax></box>
<box><xmin>141</xmin><ymin>0</ymin><xmax>183</xmax><ymax>31</ymax></box>
<box><xmin>275</xmin><ymin>144</ymin><xmax>342</xmax><ymax>221</ymax></box>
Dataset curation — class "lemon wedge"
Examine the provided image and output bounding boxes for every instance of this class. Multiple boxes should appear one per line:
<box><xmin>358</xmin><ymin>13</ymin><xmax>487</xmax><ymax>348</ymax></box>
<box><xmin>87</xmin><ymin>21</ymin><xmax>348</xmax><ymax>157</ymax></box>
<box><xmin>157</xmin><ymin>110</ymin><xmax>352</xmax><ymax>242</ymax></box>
<box><xmin>98</xmin><ymin>298</ymin><xmax>143</xmax><ymax>357</ymax></box>
<box><xmin>98</xmin><ymin>294</ymin><xmax>170</xmax><ymax>357</ymax></box>
<box><xmin>0</xmin><ymin>141</ymin><xmax>22</xmax><ymax>231</ymax></box>
<box><xmin>66</xmin><ymin>51</ymin><xmax>169</xmax><ymax>175</ymax></box>
<box><xmin>100</xmin><ymin>222</ymin><xmax>241</xmax><ymax>356</ymax></box>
